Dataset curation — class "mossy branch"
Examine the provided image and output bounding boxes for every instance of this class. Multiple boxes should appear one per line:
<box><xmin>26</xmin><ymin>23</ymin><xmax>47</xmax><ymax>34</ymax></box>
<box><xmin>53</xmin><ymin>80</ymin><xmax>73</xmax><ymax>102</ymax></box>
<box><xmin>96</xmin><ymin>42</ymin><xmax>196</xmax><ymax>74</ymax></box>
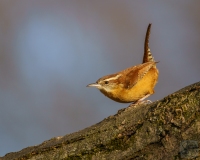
<box><xmin>1</xmin><ymin>82</ymin><xmax>200</xmax><ymax>160</ymax></box>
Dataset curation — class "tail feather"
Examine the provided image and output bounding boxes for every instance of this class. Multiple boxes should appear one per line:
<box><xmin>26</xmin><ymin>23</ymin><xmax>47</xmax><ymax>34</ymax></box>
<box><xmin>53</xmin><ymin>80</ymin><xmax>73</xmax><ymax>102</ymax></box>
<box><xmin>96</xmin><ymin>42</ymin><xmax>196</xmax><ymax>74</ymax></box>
<box><xmin>143</xmin><ymin>24</ymin><xmax>155</xmax><ymax>63</ymax></box>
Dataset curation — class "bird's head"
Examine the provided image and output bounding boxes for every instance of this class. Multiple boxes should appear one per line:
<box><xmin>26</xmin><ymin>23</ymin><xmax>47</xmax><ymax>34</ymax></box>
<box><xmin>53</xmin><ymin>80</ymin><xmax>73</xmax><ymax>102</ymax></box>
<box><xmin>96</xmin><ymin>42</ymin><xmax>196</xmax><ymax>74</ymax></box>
<box><xmin>87</xmin><ymin>73</ymin><xmax>122</xmax><ymax>92</ymax></box>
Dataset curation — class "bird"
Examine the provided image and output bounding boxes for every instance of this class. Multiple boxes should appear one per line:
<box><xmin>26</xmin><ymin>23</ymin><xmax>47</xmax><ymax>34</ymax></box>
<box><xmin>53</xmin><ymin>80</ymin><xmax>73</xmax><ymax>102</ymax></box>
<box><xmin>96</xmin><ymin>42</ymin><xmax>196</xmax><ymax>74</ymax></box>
<box><xmin>87</xmin><ymin>24</ymin><xmax>159</xmax><ymax>104</ymax></box>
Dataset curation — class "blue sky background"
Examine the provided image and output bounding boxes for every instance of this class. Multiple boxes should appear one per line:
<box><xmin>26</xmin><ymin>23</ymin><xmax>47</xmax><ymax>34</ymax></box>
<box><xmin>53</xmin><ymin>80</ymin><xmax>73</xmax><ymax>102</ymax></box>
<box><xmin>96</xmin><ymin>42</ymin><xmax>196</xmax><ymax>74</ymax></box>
<box><xmin>0</xmin><ymin>0</ymin><xmax>200</xmax><ymax>156</ymax></box>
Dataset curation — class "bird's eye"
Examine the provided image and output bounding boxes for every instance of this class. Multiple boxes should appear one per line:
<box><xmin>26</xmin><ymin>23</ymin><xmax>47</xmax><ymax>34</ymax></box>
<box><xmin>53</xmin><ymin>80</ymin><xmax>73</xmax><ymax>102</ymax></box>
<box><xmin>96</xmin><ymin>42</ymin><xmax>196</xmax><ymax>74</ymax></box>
<box><xmin>104</xmin><ymin>81</ymin><xmax>109</xmax><ymax>84</ymax></box>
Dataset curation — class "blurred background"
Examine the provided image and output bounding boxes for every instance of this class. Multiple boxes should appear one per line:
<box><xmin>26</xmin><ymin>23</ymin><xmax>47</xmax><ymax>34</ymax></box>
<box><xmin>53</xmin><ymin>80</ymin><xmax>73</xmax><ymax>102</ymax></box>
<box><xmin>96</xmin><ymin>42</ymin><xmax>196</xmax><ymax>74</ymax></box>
<box><xmin>0</xmin><ymin>0</ymin><xmax>199</xmax><ymax>156</ymax></box>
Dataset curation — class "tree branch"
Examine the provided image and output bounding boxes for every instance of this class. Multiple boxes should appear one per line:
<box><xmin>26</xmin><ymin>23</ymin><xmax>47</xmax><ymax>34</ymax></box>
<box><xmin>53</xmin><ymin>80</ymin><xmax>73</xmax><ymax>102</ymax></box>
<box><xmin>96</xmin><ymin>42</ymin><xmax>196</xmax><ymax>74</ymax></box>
<box><xmin>1</xmin><ymin>81</ymin><xmax>200</xmax><ymax>160</ymax></box>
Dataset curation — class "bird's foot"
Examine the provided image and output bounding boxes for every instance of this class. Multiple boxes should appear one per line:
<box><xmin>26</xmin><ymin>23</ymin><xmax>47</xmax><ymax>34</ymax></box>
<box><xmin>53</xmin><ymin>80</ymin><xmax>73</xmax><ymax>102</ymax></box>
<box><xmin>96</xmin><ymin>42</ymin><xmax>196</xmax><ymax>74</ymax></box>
<box><xmin>128</xmin><ymin>99</ymin><xmax>152</xmax><ymax>108</ymax></box>
<box><xmin>141</xmin><ymin>99</ymin><xmax>152</xmax><ymax>104</ymax></box>
<box><xmin>118</xmin><ymin>99</ymin><xmax>152</xmax><ymax>114</ymax></box>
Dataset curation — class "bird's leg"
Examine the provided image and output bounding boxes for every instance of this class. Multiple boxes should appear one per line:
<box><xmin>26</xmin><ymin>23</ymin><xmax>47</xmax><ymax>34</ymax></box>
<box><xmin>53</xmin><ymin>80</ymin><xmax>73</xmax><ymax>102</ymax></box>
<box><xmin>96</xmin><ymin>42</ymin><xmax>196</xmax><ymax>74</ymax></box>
<box><xmin>128</xmin><ymin>94</ymin><xmax>152</xmax><ymax>107</ymax></box>
<box><xmin>118</xmin><ymin>94</ymin><xmax>153</xmax><ymax>113</ymax></box>
<box><xmin>138</xmin><ymin>94</ymin><xmax>152</xmax><ymax>104</ymax></box>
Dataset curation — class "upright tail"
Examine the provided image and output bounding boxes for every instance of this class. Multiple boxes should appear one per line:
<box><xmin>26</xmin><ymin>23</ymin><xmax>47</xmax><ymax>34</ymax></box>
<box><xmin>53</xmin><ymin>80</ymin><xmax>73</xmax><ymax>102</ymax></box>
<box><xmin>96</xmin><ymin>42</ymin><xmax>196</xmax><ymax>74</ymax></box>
<box><xmin>143</xmin><ymin>24</ymin><xmax>155</xmax><ymax>63</ymax></box>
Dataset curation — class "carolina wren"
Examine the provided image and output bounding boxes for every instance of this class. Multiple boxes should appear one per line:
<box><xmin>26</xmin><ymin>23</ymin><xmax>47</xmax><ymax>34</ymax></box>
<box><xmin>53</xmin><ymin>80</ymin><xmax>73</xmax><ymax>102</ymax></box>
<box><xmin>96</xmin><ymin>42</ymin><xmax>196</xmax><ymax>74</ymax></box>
<box><xmin>87</xmin><ymin>24</ymin><xmax>159</xmax><ymax>103</ymax></box>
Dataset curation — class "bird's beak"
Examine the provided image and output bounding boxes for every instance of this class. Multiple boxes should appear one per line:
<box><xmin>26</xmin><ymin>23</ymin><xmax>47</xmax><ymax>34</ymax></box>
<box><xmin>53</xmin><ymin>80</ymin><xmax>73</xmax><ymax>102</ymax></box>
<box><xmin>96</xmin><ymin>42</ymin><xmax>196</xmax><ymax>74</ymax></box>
<box><xmin>86</xmin><ymin>83</ymin><xmax>101</xmax><ymax>88</ymax></box>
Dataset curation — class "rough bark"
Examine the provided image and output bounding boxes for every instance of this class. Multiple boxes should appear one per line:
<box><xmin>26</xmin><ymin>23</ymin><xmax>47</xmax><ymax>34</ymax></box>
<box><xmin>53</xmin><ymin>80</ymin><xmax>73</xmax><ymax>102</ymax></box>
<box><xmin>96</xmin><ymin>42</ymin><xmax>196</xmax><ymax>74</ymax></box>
<box><xmin>1</xmin><ymin>81</ymin><xmax>200</xmax><ymax>160</ymax></box>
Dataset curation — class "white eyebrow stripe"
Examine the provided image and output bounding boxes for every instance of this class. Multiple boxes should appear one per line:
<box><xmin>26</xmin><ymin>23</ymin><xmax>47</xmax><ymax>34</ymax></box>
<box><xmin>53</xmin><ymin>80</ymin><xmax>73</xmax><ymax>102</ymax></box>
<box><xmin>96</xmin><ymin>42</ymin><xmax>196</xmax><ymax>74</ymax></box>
<box><xmin>104</xmin><ymin>74</ymin><xmax>122</xmax><ymax>81</ymax></box>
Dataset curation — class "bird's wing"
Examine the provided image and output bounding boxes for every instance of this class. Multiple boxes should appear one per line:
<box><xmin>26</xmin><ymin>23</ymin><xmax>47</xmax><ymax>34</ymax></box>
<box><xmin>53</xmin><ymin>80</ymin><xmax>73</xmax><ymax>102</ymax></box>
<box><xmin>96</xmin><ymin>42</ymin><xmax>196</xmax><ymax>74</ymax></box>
<box><xmin>124</xmin><ymin>62</ymin><xmax>155</xmax><ymax>89</ymax></box>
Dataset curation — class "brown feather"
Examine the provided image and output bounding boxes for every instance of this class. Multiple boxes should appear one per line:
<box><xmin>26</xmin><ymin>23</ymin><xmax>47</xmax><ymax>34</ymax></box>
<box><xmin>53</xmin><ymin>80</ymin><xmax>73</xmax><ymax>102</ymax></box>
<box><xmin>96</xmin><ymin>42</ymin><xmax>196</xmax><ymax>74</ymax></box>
<box><xmin>124</xmin><ymin>62</ymin><xmax>156</xmax><ymax>89</ymax></box>
<box><xmin>143</xmin><ymin>24</ymin><xmax>155</xmax><ymax>63</ymax></box>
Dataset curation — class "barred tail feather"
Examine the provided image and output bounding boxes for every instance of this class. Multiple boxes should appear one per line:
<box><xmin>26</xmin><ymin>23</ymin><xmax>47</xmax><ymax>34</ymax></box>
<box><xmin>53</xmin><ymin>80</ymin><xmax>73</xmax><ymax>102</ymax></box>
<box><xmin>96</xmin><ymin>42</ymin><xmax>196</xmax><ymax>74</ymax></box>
<box><xmin>143</xmin><ymin>24</ymin><xmax>155</xmax><ymax>63</ymax></box>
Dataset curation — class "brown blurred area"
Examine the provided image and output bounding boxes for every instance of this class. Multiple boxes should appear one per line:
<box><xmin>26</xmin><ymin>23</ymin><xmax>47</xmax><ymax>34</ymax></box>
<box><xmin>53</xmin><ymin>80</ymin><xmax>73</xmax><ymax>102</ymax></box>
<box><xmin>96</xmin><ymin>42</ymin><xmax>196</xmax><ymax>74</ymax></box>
<box><xmin>0</xmin><ymin>0</ymin><xmax>199</xmax><ymax>156</ymax></box>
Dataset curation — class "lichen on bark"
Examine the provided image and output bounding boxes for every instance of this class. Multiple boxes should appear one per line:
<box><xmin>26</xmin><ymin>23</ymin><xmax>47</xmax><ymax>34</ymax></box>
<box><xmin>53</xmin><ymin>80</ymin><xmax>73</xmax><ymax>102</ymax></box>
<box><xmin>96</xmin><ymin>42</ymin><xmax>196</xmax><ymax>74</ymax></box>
<box><xmin>1</xmin><ymin>81</ymin><xmax>200</xmax><ymax>160</ymax></box>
